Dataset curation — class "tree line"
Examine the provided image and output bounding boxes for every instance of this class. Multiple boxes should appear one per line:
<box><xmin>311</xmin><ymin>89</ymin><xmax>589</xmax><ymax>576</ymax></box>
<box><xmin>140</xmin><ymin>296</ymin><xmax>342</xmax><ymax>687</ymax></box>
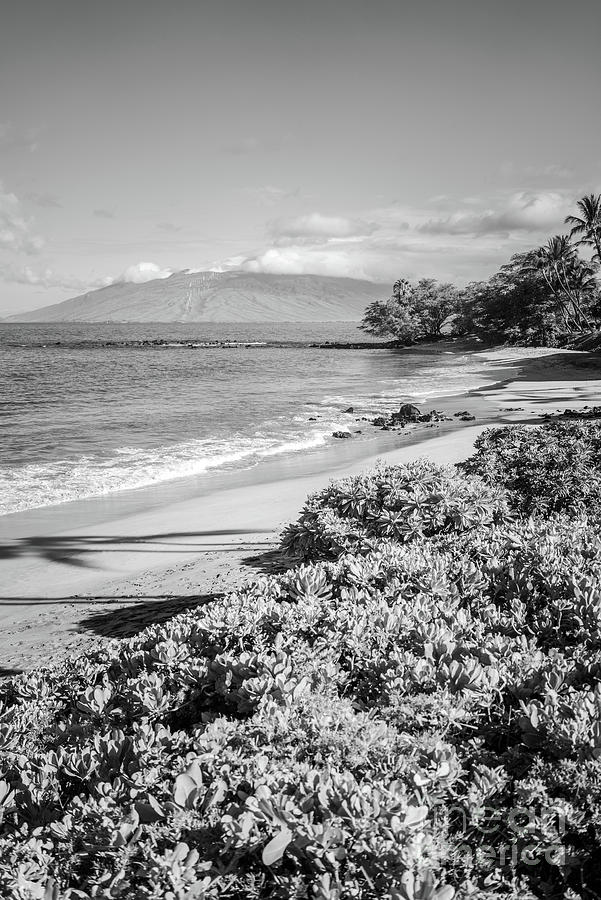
<box><xmin>361</xmin><ymin>193</ymin><xmax>601</xmax><ymax>346</ymax></box>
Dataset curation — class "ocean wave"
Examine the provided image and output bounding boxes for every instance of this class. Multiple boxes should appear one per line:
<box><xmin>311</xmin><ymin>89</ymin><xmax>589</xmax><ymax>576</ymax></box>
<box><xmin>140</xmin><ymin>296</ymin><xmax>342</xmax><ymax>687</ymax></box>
<box><xmin>0</xmin><ymin>430</ymin><xmax>331</xmax><ymax>515</ymax></box>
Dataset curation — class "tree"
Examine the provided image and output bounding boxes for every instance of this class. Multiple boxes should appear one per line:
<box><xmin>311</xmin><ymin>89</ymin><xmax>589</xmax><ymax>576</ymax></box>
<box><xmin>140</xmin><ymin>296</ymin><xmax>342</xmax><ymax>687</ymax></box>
<box><xmin>565</xmin><ymin>193</ymin><xmax>601</xmax><ymax>266</ymax></box>
<box><xmin>530</xmin><ymin>236</ymin><xmax>595</xmax><ymax>330</ymax></box>
<box><xmin>360</xmin><ymin>278</ymin><xmax>459</xmax><ymax>343</ymax></box>
<box><xmin>459</xmin><ymin>253</ymin><xmax>559</xmax><ymax>346</ymax></box>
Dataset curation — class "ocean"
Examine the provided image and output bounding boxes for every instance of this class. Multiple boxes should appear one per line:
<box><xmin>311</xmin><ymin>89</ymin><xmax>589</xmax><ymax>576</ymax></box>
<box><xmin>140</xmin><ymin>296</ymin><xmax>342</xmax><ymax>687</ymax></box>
<box><xmin>1</xmin><ymin>323</ymin><xmax>496</xmax><ymax>516</ymax></box>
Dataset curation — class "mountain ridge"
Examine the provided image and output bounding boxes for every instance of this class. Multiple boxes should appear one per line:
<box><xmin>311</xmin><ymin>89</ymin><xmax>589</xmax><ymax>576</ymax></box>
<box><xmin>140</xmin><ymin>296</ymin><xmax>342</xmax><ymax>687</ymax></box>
<box><xmin>5</xmin><ymin>271</ymin><xmax>387</xmax><ymax>322</ymax></box>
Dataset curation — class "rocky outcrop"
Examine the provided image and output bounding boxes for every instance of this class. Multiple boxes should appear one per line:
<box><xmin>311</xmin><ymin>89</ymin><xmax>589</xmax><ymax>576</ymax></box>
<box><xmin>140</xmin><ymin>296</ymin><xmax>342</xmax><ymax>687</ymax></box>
<box><xmin>371</xmin><ymin>407</ymin><xmax>452</xmax><ymax>429</ymax></box>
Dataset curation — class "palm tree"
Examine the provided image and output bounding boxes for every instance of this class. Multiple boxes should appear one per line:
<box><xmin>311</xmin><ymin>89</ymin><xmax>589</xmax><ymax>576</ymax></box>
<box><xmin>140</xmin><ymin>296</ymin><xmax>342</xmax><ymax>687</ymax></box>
<box><xmin>530</xmin><ymin>236</ymin><xmax>589</xmax><ymax>330</ymax></box>
<box><xmin>565</xmin><ymin>193</ymin><xmax>601</xmax><ymax>265</ymax></box>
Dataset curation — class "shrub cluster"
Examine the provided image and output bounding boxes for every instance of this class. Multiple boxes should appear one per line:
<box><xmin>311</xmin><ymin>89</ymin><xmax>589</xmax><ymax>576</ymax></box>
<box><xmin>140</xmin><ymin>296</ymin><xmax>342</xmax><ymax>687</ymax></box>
<box><xmin>459</xmin><ymin>420</ymin><xmax>601</xmax><ymax>520</ymax></box>
<box><xmin>2</xmin><ymin>428</ymin><xmax>601</xmax><ymax>899</ymax></box>
<box><xmin>280</xmin><ymin>460</ymin><xmax>509</xmax><ymax>561</ymax></box>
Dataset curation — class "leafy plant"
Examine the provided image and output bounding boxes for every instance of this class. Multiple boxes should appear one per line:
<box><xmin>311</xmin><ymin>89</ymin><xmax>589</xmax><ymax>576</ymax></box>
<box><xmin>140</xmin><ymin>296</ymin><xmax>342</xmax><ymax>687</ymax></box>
<box><xmin>3</xmin><ymin>448</ymin><xmax>601</xmax><ymax>897</ymax></box>
<box><xmin>459</xmin><ymin>420</ymin><xmax>601</xmax><ymax>520</ymax></box>
<box><xmin>280</xmin><ymin>459</ymin><xmax>509</xmax><ymax>561</ymax></box>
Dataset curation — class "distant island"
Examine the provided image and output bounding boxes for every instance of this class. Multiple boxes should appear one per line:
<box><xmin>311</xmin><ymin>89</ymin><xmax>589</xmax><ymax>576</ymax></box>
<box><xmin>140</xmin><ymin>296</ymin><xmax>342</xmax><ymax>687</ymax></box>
<box><xmin>3</xmin><ymin>271</ymin><xmax>386</xmax><ymax>323</ymax></box>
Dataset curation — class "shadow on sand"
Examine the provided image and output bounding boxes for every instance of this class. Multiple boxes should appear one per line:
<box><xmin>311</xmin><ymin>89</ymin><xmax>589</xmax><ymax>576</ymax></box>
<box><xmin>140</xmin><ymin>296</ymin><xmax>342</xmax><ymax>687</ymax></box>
<box><xmin>0</xmin><ymin>529</ymin><xmax>271</xmax><ymax>568</ymax></box>
<box><xmin>0</xmin><ymin>667</ymin><xmax>23</xmax><ymax>678</ymax></box>
<box><xmin>75</xmin><ymin>592</ymin><xmax>224</xmax><ymax>639</ymax></box>
<box><xmin>241</xmin><ymin>546</ymin><xmax>289</xmax><ymax>575</ymax></box>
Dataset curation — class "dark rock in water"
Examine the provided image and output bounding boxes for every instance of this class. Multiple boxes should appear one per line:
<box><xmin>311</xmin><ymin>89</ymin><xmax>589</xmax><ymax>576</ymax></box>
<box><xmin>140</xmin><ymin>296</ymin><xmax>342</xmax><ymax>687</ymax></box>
<box><xmin>332</xmin><ymin>431</ymin><xmax>352</xmax><ymax>439</ymax></box>
<box><xmin>344</xmin><ymin>406</ymin><xmax>354</xmax><ymax>413</ymax></box>
<box><xmin>398</xmin><ymin>403</ymin><xmax>421</xmax><ymax>421</ymax></box>
<box><xmin>354</xmin><ymin>429</ymin><xmax>362</xmax><ymax>433</ymax></box>
<box><xmin>372</xmin><ymin>416</ymin><xmax>386</xmax><ymax>427</ymax></box>
<box><xmin>454</xmin><ymin>410</ymin><xmax>472</xmax><ymax>417</ymax></box>
<box><xmin>308</xmin><ymin>417</ymin><xmax>317</xmax><ymax>421</ymax></box>
<box><xmin>460</xmin><ymin>414</ymin><xmax>476</xmax><ymax>421</ymax></box>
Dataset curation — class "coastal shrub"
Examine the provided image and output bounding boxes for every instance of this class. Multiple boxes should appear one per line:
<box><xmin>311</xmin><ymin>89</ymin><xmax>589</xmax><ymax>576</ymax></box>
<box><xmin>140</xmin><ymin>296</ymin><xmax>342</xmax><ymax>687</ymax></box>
<box><xmin>2</xmin><ymin>514</ymin><xmax>601</xmax><ymax>898</ymax></box>
<box><xmin>280</xmin><ymin>459</ymin><xmax>509</xmax><ymax>561</ymax></box>
<box><xmin>459</xmin><ymin>420</ymin><xmax>601</xmax><ymax>520</ymax></box>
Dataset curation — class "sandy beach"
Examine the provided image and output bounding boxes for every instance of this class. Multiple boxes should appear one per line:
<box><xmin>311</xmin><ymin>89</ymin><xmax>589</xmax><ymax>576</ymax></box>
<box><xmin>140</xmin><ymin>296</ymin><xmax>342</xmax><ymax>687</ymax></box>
<box><xmin>2</xmin><ymin>344</ymin><xmax>600</xmax><ymax>676</ymax></box>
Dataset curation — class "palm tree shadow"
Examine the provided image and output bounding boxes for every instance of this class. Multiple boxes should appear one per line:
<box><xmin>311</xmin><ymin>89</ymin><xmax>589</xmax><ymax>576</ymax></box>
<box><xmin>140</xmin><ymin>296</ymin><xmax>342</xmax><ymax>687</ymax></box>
<box><xmin>241</xmin><ymin>546</ymin><xmax>289</xmax><ymax>575</ymax></box>
<box><xmin>0</xmin><ymin>529</ymin><xmax>270</xmax><ymax>566</ymax></box>
<box><xmin>78</xmin><ymin>592</ymin><xmax>223</xmax><ymax>639</ymax></box>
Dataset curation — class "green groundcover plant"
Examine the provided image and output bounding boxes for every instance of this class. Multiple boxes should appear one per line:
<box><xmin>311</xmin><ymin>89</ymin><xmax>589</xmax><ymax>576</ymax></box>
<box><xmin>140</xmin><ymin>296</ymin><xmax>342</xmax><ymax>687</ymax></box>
<box><xmin>2</xmin><ymin>427</ymin><xmax>601</xmax><ymax>899</ymax></box>
<box><xmin>280</xmin><ymin>460</ymin><xmax>509</xmax><ymax>562</ymax></box>
<box><xmin>458</xmin><ymin>420</ymin><xmax>601</xmax><ymax>520</ymax></box>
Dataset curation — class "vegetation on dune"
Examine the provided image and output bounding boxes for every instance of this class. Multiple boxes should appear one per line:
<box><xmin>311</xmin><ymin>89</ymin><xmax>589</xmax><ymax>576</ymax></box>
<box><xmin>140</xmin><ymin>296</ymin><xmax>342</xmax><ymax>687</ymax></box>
<box><xmin>361</xmin><ymin>193</ymin><xmax>601</xmax><ymax>347</ymax></box>
<box><xmin>280</xmin><ymin>459</ymin><xmax>508</xmax><ymax>562</ymax></box>
<box><xmin>3</xmin><ymin>422</ymin><xmax>601</xmax><ymax>897</ymax></box>
<box><xmin>459</xmin><ymin>420</ymin><xmax>601</xmax><ymax>521</ymax></box>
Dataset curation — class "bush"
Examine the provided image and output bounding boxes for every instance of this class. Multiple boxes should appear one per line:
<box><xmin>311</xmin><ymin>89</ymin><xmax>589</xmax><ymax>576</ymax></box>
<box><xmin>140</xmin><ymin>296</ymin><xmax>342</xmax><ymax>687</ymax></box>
<box><xmin>280</xmin><ymin>459</ymin><xmax>509</xmax><ymax>562</ymax></box>
<box><xmin>3</xmin><ymin>514</ymin><xmax>601</xmax><ymax>898</ymax></box>
<box><xmin>459</xmin><ymin>420</ymin><xmax>601</xmax><ymax>520</ymax></box>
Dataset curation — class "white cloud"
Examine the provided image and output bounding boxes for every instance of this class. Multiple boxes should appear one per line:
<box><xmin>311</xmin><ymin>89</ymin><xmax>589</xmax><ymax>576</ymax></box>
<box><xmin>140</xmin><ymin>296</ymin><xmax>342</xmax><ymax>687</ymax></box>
<box><xmin>500</xmin><ymin>161</ymin><xmax>575</xmax><ymax>180</ymax></box>
<box><xmin>2</xmin><ymin>263</ymin><xmax>111</xmax><ymax>291</ymax></box>
<box><xmin>244</xmin><ymin>185</ymin><xmax>299</xmax><ymax>206</ymax></box>
<box><xmin>118</xmin><ymin>261</ymin><xmax>173</xmax><ymax>283</ymax></box>
<box><xmin>221</xmin><ymin>134</ymin><xmax>291</xmax><ymax>155</ymax></box>
<box><xmin>420</xmin><ymin>191</ymin><xmax>571</xmax><ymax>236</ymax></box>
<box><xmin>270</xmin><ymin>212</ymin><xmax>374</xmax><ymax>242</ymax></box>
<box><xmin>27</xmin><ymin>191</ymin><xmax>62</xmax><ymax>209</ymax></box>
<box><xmin>0</xmin><ymin>183</ymin><xmax>44</xmax><ymax>254</ymax></box>
<box><xmin>241</xmin><ymin>247</ymin><xmax>374</xmax><ymax>279</ymax></box>
<box><xmin>221</xmin><ymin>136</ymin><xmax>261</xmax><ymax>155</ymax></box>
<box><xmin>93</xmin><ymin>208</ymin><xmax>115</xmax><ymax>219</ymax></box>
<box><xmin>229</xmin><ymin>188</ymin><xmax>585</xmax><ymax>286</ymax></box>
<box><xmin>0</xmin><ymin>122</ymin><xmax>39</xmax><ymax>154</ymax></box>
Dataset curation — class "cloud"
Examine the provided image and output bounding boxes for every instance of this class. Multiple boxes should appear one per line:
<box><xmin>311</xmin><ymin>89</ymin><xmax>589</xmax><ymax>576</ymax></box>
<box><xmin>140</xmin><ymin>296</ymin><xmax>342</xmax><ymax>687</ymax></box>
<box><xmin>419</xmin><ymin>191</ymin><xmax>571</xmax><ymax>236</ymax></box>
<box><xmin>229</xmin><ymin>188</ymin><xmax>584</xmax><ymax>286</ymax></box>
<box><xmin>241</xmin><ymin>246</ymin><xmax>373</xmax><ymax>279</ymax></box>
<box><xmin>244</xmin><ymin>185</ymin><xmax>299</xmax><ymax>207</ymax></box>
<box><xmin>93</xmin><ymin>208</ymin><xmax>115</xmax><ymax>219</ymax></box>
<box><xmin>0</xmin><ymin>184</ymin><xmax>44</xmax><ymax>254</ymax></box>
<box><xmin>0</xmin><ymin>122</ymin><xmax>39</xmax><ymax>154</ymax></box>
<box><xmin>221</xmin><ymin>134</ymin><xmax>292</xmax><ymax>155</ymax></box>
<box><xmin>1</xmin><ymin>263</ymin><xmax>111</xmax><ymax>291</ymax></box>
<box><xmin>500</xmin><ymin>161</ymin><xmax>575</xmax><ymax>180</ymax></box>
<box><xmin>156</xmin><ymin>221</ymin><xmax>182</xmax><ymax>233</ymax></box>
<box><xmin>118</xmin><ymin>261</ymin><xmax>173</xmax><ymax>284</ymax></box>
<box><xmin>221</xmin><ymin>136</ymin><xmax>262</xmax><ymax>155</ymax></box>
<box><xmin>270</xmin><ymin>212</ymin><xmax>374</xmax><ymax>242</ymax></box>
<box><xmin>27</xmin><ymin>191</ymin><xmax>62</xmax><ymax>209</ymax></box>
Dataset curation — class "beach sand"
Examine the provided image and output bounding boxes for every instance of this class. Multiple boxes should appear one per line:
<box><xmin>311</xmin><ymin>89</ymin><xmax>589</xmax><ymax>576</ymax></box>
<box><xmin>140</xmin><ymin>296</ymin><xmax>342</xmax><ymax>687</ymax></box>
<box><xmin>2</xmin><ymin>344</ymin><xmax>600</xmax><ymax>675</ymax></box>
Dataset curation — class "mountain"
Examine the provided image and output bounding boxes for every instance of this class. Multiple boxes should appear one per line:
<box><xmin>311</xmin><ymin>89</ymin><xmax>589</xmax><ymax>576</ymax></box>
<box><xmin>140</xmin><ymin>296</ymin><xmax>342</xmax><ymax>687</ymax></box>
<box><xmin>5</xmin><ymin>271</ymin><xmax>387</xmax><ymax>322</ymax></box>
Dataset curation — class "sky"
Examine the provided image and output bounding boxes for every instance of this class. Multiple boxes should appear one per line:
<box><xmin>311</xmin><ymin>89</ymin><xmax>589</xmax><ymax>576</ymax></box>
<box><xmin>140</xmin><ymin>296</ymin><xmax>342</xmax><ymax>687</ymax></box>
<box><xmin>0</xmin><ymin>0</ymin><xmax>600</xmax><ymax>315</ymax></box>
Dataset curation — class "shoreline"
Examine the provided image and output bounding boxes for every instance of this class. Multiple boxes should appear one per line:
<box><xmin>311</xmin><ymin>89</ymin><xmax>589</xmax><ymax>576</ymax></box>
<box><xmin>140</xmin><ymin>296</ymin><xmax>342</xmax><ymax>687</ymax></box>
<box><xmin>2</xmin><ymin>344</ymin><xmax>600</xmax><ymax>675</ymax></box>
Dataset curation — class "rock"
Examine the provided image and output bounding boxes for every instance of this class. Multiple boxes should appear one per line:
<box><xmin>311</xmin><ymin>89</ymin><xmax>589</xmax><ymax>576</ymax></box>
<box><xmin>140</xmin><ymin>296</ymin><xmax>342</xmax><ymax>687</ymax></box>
<box><xmin>332</xmin><ymin>431</ymin><xmax>352</xmax><ymax>439</ymax></box>
<box><xmin>454</xmin><ymin>410</ymin><xmax>472</xmax><ymax>417</ymax></box>
<box><xmin>398</xmin><ymin>403</ymin><xmax>421</xmax><ymax>421</ymax></box>
<box><xmin>308</xmin><ymin>417</ymin><xmax>317</xmax><ymax>421</ymax></box>
<box><xmin>460</xmin><ymin>415</ymin><xmax>476</xmax><ymax>421</ymax></box>
<box><xmin>372</xmin><ymin>416</ymin><xmax>386</xmax><ymax>427</ymax></box>
<box><xmin>419</xmin><ymin>410</ymin><xmax>447</xmax><ymax>423</ymax></box>
<box><xmin>344</xmin><ymin>406</ymin><xmax>354</xmax><ymax>413</ymax></box>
